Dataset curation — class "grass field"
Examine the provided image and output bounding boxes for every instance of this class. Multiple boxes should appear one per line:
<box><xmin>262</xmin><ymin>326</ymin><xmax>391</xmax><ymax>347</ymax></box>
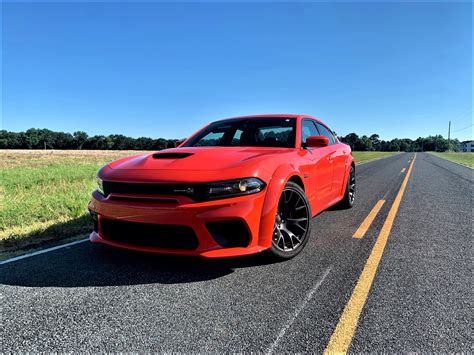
<box><xmin>0</xmin><ymin>149</ymin><xmax>399</xmax><ymax>256</ymax></box>
<box><xmin>351</xmin><ymin>151</ymin><xmax>400</xmax><ymax>163</ymax></box>
<box><xmin>0</xmin><ymin>150</ymin><xmax>151</xmax><ymax>255</ymax></box>
<box><xmin>430</xmin><ymin>152</ymin><xmax>474</xmax><ymax>168</ymax></box>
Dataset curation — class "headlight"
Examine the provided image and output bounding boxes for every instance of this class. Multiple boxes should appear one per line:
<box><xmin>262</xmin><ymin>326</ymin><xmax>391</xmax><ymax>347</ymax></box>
<box><xmin>201</xmin><ymin>178</ymin><xmax>266</xmax><ymax>200</ymax></box>
<box><xmin>96</xmin><ymin>176</ymin><xmax>105</xmax><ymax>195</ymax></box>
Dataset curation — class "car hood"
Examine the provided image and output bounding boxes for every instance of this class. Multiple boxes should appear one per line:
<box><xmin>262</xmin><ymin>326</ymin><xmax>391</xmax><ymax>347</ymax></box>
<box><xmin>108</xmin><ymin>147</ymin><xmax>293</xmax><ymax>171</ymax></box>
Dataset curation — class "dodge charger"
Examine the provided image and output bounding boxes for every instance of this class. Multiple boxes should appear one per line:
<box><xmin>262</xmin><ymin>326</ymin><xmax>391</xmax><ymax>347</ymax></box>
<box><xmin>88</xmin><ymin>114</ymin><xmax>355</xmax><ymax>259</ymax></box>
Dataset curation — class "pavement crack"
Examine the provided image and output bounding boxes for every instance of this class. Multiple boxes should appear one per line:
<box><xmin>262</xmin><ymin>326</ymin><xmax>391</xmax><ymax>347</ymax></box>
<box><xmin>265</xmin><ymin>266</ymin><xmax>332</xmax><ymax>354</ymax></box>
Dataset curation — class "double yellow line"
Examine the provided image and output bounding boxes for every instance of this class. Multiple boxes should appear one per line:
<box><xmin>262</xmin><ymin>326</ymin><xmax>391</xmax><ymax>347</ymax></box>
<box><xmin>325</xmin><ymin>154</ymin><xmax>417</xmax><ymax>354</ymax></box>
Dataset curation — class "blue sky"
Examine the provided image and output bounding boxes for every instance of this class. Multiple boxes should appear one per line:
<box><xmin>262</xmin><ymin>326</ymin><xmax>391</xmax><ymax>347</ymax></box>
<box><xmin>2</xmin><ymin>1</ymin><xmax>472</xmax><ymax>140</ymax></box>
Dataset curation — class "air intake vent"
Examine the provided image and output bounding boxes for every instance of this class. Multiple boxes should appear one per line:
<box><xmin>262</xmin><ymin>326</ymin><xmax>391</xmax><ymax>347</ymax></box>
<box><xmin>152</xmin><ymin>152</ymin><xmax>193</xmax><ymax>159</ymax></box>
<box><xmin>101</xmin><ymin>219</ymin><xmax>199</xmax><ymax>250</ymax></box>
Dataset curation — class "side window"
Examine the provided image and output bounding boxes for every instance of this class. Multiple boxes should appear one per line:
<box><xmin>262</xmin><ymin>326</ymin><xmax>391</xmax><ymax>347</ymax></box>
<box><xmin>301</xmin><ymin>120</ymin><xmax>320</xmax><ymax>144</ymax></box>
<box><xmin>259</xmin><ymin>126</ymin><xmax>293</xmax><ymax>146</ymax></box>
<box><xmin>315</xmin><ymin>122</ymin><xmax>336</xmax><ymax>145</ymax></box>
<box><xmin>230</xmin><ymin>129</ymin><xmax>243</xmax><ymax>146</ymax></box>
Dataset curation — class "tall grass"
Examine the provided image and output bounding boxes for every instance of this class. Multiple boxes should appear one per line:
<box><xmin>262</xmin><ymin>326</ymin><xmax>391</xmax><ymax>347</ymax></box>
<box><xmin>0</xmin><ymin>150</ymin><xmax>147</xmax><ymax>252</ymax></box>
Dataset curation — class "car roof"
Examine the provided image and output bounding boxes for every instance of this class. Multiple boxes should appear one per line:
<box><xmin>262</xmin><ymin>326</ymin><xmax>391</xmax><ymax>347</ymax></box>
<box><xmin>214</xmin><ymin>114</ymin><xmax>321</xmax><ymax>122</ymax></box>
<box><xmin>222</xmin><ymin>114</ymin><xmax>301</xmax><ymax>119</ymax></box>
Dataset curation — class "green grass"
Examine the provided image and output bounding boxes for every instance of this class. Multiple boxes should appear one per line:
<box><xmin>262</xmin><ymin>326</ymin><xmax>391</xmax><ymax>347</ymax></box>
<box><xmin>352</xmin><ymin>151</ymin><xmax>400</xmax><ymax>163</ymax></box>
<box><xmin>430</xmin><ymin>152</ymin><xmax>474</xmax><ymax>168</ymax></box>
<box><xmin>0</xmin><ymin>150</ymin><xmax>149</xmax><ymax>255</ymax></box>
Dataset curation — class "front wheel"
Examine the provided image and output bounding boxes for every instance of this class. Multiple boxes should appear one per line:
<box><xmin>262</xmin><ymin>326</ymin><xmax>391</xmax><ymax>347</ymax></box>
<box><xmin>268</xmin><ymin>182</ymin><xmax>311</xmax><ymax>260</ymax></box>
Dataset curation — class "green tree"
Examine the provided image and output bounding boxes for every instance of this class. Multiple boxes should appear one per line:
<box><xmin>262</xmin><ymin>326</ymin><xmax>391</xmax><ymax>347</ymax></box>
<box><xmin>73</xmin><ymin>131</ymin><xmax>89</xmax><ymax>149</ymax></box>
<box><xmin>369</xmin><ymin>134</ymin><xmax>381</xmax><ymax>151</ymax></box>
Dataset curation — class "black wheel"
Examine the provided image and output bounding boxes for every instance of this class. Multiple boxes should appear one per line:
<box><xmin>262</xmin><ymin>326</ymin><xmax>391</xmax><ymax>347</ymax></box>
<box><xmin>269</xmin><ymin>182</ymin><xmax>311</xmax><ymax>260</ymax></box>
<box><xmin>338</xmin><ymin>165</ymin><xmax>356</xmax><ymax>209</ymax></box>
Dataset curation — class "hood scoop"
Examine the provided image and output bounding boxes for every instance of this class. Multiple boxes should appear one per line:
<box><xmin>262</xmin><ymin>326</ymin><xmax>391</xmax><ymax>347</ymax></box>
<box><xmin>152</xmin><ymin>152</ymin><xmax>194</xmax><ymax>159</ymax></box>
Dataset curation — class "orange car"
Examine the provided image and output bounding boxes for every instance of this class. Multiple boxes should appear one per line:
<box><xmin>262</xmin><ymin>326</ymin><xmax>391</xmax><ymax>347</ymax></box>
<box><xmin>88</xmin><ymin>114</ymin><xmax>355</xmax><ymax>259</ymax></box>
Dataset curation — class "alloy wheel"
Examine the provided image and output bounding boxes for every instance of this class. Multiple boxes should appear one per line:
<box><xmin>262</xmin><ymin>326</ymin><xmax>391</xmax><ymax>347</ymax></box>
<box><xmin>349</xmin><ymin>167</ymin><xmax>356</xmax><ymax>204</ymax></box>
<box><xmin>272</xmin><ymin>188</ymin><xmax>310</xmax><ymax>252</ymax></box>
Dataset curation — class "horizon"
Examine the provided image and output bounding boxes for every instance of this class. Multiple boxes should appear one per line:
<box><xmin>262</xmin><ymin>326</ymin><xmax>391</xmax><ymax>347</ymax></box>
<box><xmin>2</xmin><ymin>2</ymin><xmax>472</xmax><ymax>141</ymax></box>
<box><xmin>2</xmin><ymin>124</ymin><xmax>471</xmax><ymax>143</ymax></box>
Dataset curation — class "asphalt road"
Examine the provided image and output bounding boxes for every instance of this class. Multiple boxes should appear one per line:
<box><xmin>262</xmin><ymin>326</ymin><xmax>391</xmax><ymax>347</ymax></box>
<box><xmin>1</xmin><ymin>152</ymin><xmax>472</xmax><ymax>352</ymax></box>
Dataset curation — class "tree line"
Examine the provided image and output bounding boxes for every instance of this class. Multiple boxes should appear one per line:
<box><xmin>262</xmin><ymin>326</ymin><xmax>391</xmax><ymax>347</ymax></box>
<box><xmin>0</xmin><ymin>128</ymin><xmax>460</xmax><ymax>152</ymax></box>
<box><xmin>337</xmin><ymin>133</ymin><xmax>459</xmax><ymax>152</ymax></box>
<box><xmin>0</xmin><ymin>128</ymin><xmax>182</xmax><ymax>150</ymax></box>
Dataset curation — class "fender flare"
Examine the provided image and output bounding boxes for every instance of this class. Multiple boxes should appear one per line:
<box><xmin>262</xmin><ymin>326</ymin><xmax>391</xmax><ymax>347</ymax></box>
<box><xmin>258</xmin><ymin>164</ymin><xmax>306</xmax><ymax>248</ymax></box>
<box><xmin>339</xmin><ymin>155</ymin><xmax>355</xmax><ymax>196</ymax></box>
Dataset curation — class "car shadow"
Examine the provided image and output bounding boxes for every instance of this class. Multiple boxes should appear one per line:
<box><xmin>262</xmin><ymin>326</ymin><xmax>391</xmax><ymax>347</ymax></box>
<box><xmin>1</xmin><ymin>214</ymin><xmax>92</xmax><ymax>252</ymax></box>
<box><xmin>1</xmin><ymin>241</ymin><xmax>282</xmax><ymax>288</ymax></box>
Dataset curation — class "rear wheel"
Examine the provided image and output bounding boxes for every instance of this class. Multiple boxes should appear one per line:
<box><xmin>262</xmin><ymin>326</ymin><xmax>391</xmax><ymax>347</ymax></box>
<box><xmin>269</xmin><ymin>182</ymin><xmax>311</xmax><ymax>260</ymax></box>
<box><xmin>338</xmin><ymin>165</ymin><xmax>356</xmax><ymax>209</ymax></box>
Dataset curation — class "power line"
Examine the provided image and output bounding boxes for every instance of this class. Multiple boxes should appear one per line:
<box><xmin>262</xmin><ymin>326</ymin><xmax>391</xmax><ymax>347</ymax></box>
<box><xmin>452</xmin><ymin>105</ymin><xmax>473</xmax><ymax>121</ymax></box>
<box><xmin>451</xmin><ymin>123</ymin><xmax>474</xmax><ymax>133</ymax></box>
<box><xmin>459</xmin><ymin>113</ymin><xmax>473</xmax><ymax>125</ymax></box>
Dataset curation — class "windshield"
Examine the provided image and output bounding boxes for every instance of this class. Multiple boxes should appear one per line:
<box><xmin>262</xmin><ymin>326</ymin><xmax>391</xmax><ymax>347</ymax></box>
<box><xmin>183</xmin><ymin>118</ymin><xmax>296</xmax><ymax>148</ymax></box>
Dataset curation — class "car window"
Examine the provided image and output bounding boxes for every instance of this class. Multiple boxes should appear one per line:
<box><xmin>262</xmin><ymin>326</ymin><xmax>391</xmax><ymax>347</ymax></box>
<box><xmin>301</xmin><ymin>120</ymin><xmax>320</xmax><ymax>144</ymax></box>
<box><xmin>315</xmin><ymin>122</ymin><xmax>336</xmax><ymax>145</ymax></box>
<box><xmin>230</xmin><ymin>129</ymin><xmax>243</xmax><ymax>146</ymax></box>
<box><xmin>184</xmin><ymin>118</ymin><xmax>296</xmax><ymax>148</ymax></box>
<box><xmin>258</xmin><ymin>126</ymin><xmax>293</xmax><ymax>147</ymax></box>
<box><xmin>193</xmin><ymin>130</ymin><xmax>226</xmax><ymax>147</ymax></box>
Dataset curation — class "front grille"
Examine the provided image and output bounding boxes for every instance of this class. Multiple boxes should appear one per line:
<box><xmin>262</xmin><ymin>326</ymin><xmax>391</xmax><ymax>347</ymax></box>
<box><xmin>108</xmin><ymin>196</ymin><xmax>179</xmax><ymax>204</ymax></box>
<box><xmin>101</xmin><ymin>219</ymin><xmax>199</xmax><ymax>250</ymax></box>
<box><xmin>102</xmin><ymin>181</ymin><xmax>194</xmax><ymax>196</ymax></box>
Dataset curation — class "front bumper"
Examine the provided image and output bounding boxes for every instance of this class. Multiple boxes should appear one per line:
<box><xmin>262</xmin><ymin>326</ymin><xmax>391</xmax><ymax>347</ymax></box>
<box><xmin>88</xmin><ymin>190</ymin><xmax>270</xmax><ymax>258</ymax></box>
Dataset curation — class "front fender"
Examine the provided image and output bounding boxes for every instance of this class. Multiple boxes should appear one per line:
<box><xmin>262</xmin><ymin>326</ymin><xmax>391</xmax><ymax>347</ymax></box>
<box><xmin>258</xmin><ymin>165</ymin><xmax>305</xmax><ymax>248</ymax></box>
<box><xmin>339</xmin><ymin>154</ymin><xmax>355</xmax><ymax>197</ymax></box>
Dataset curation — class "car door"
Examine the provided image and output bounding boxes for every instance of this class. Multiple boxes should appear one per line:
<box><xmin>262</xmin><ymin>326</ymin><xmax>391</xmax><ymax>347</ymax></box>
<box><xmin>301</xmin><ymin>119</ymin><xmax>334</xmax><ymax>209</ymax></box>
<box><xmin>314</xmin><ymin>122</ymin><xmax>344</xmax><ymax>201</ymax></box>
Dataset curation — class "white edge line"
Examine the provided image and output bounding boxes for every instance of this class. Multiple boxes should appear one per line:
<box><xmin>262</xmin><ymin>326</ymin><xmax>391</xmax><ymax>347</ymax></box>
<box><xmin>265</xmin><ymin>266</ymin><xmax>332</xmax><ymax>354</ymax></box>
<box><xmin>0</xmin><ymin>238</ymin><xmax>89</xmax><ymax>265</ymax></box>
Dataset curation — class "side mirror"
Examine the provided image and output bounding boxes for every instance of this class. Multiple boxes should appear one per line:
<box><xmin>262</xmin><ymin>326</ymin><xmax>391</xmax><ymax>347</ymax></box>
<box><xmin>305</xmin><ymin>135</ymin><xmax>328</xmax><ymax>148</ymax></box>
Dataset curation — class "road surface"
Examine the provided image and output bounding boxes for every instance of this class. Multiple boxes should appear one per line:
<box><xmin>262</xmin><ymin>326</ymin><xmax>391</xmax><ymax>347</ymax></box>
<box><xmin>1</xmin><ymin>153</ymin><xmax>472</xmax><ymax>352</ymax></box>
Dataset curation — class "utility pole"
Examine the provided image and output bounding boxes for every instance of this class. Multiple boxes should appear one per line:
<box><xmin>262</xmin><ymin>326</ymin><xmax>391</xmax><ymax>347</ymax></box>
<box><xmin>447</xmin><ymin>120</ymin><xmax>451</xmax><ymax>152</ymax></box>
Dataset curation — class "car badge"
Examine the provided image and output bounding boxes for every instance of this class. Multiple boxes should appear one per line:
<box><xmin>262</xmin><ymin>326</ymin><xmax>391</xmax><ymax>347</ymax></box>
<box><xmin>173</xmin><ymin>187</ymin><xmax>194</xmax><ymax>194</ymax></box>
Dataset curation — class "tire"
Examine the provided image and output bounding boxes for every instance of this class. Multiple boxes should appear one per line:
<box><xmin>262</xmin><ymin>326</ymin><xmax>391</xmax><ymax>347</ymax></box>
<box><xmin>268</xmin><ymin>182</ymin><xmax>312</xmax><ymax>260</ymax></box>
<box><xmin>338</xmin><ymin>165</ymin><xmax>356</xmax><ymax>209</ymax></box>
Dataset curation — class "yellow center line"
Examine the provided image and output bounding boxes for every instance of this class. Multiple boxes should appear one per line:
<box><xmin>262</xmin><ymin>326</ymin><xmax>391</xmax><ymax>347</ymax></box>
<box><xmin>400</xmin><ymin>167</ymin><xmax>406</xmax><ymax>174</ymax></box>
<box><xmin>352</xmin><ymin>200</ymin><xmax>385</xmax><ymax>239</ymax></box>
<box><xmin>324</xmin><ymin>153</ymin><xmax>417</xmax><ymax>354</ymax></box>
